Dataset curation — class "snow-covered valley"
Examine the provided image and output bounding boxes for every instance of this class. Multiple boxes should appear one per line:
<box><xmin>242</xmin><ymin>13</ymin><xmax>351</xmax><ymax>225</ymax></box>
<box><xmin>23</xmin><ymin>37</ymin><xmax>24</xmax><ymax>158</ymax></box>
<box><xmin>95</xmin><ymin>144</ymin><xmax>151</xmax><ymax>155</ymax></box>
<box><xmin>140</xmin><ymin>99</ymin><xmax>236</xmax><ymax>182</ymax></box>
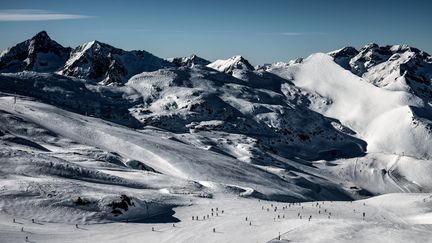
<box><xmin>1</xmin><ymin>31</ymin><xmax>432</xmax><ymax>242</ymax></box>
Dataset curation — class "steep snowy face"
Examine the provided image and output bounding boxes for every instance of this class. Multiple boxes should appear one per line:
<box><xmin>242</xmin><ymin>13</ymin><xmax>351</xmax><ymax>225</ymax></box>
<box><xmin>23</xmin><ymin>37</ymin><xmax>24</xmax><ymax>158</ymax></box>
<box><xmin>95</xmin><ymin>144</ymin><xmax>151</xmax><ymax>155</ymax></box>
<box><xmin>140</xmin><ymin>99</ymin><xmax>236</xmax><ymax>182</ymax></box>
<box><xmin>60</xmin><ymin>40</ymin><xmax>172</xmax><ymax>85</ymax></box>
<box><xmin>332</xmin><ymin>44</ymin><xmax>432</xmax><ymax>100</ymax></box>
<box><xmin>168</xmin><ymin>54</ymin><xmax>211</xmax><ymax>67</ymax></box>
<box><xmin>0</xmin><ymin>31</ymin><xmax>71</xmax><ymax>73</ymax></box>
<box><xmin>207</xmin><ymin>55</ymin><xmax>255</xmax><ymax>74</ymax></box>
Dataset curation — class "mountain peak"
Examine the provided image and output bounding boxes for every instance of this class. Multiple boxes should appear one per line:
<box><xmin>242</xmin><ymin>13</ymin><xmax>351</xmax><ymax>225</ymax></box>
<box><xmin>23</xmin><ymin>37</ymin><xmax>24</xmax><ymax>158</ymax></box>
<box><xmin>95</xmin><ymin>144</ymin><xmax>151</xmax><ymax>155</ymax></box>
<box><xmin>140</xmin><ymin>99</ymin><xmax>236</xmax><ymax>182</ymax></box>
<box><xmin>80</xmin><ymin>40</ymin><xmax>115</xmax><ymax>51</ymax></box>
<box><xmin>32</xmin><ymin>31</ymin><xmax>51</xmax><ymax>41</ymax></box>
<box><xmin>207</xmin><ymin>55</ymin><xmax>254</xmax><ymax>74</ymax></box>
<box><xmin>61</xmin><ymin>39</ymin><xmax>171</xmax><ymax>85</ymax></box>
<box><xmin>362</xmin><ymin>43</ymin><xmax>379</xmax><ymax>50</ymax></box>
<box><xmin>168</xmin><ymin>54</ymin><xmax>210</xmax><ymax>67</ymax></box>
<box><xmin>328</xmin><ymin>46</ymin><xmax>359</xmax><ymax>69</ymax></box>
<box><xmin>0</xmin><ymin>31</ymin><xmax>70</xmax><ymax>73</ymax></box>
<box><xmin>328</xmin><ymin>46</ymin><xmax>358</xmax><ymax>56</ymax></box>
<box><xmin>327</xmin><ymin>42</ymin><xmax>432</xmax><ymax>100</ymax></box>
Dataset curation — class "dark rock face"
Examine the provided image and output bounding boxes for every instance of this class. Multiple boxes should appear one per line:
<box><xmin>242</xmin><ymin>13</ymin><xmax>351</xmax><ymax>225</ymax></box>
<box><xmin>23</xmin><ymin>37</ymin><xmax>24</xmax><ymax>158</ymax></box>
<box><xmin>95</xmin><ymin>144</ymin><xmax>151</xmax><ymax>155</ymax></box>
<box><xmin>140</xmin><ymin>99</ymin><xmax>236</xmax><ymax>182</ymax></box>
<box><xmin>329</xmin><ymin>47</ymin><xmax>359</xmax><ymax>69</ymax></box>
<box><xmin>108</xmin><ymin>195</ymin><xmax>134</xmax><ymax>216</ymax></box>
<box><xmin>0</xmin><ymin>31</ymin><xmax>71</xmax><ymax>73</ymax></box>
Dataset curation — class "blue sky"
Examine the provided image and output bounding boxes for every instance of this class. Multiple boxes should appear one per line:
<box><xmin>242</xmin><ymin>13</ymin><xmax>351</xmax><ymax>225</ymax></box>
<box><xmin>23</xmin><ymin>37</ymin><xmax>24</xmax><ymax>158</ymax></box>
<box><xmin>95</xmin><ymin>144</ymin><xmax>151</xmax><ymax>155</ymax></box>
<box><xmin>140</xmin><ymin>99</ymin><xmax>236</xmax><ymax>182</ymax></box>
<box><xmin>0</xmin><ymin>0</ymin><xmax>431</xmax><ymax>65</ymax></box>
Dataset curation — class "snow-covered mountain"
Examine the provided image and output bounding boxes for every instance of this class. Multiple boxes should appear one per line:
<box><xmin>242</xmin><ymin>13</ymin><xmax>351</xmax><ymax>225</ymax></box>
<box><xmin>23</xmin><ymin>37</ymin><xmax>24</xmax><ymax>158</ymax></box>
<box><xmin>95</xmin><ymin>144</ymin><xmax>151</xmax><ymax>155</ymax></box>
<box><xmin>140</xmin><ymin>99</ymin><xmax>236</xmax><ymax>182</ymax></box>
<box><xmin>1</xmin><ymin>32</ymin><xmax>432</xmax><ymax>240</ymax></box>
<box><xmin>207</xmin><ymin>55</ymin><xmax>255</xmax><ymax>74</ymax></box>
<box><xmin>330</xmin><ymin>43</ymin><xmax>432</xmax><ymax>100</ymax></box>
<box><xmin>60</xmin><ymin>40</ymin><xmax>172</xmax><ymax>85</ymax></box>
<box><xmin>167</xmin><ymin>54</ymin><xmax>210</xmax><ymax>67</ymax></box>
<box><xmin>267</xmin><ymin>52</ymin><xmax>432</xmax><ymax>159</ymax></box>
<box><xmin>0</xmin><ymin>31</ymin><xmax>71</xmax><ymax>73</ymax></box>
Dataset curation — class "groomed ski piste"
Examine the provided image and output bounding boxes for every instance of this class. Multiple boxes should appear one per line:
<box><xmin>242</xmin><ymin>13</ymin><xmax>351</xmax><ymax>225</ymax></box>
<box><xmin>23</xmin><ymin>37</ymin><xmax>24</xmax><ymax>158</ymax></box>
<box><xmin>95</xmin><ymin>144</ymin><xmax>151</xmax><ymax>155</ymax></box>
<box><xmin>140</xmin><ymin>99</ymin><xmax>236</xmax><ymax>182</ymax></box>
<box><xmin>2</xmin><ymin>194</ymin><xmax>432</xmax><ymax>243</ymax></box>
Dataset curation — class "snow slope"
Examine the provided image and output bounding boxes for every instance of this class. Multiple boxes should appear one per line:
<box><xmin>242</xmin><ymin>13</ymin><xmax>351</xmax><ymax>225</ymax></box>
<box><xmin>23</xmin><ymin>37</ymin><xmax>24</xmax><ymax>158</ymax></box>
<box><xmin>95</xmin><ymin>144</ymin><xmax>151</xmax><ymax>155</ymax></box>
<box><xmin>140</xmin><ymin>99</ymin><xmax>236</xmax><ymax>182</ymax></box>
<box><xmin>0</xmin><ymin>95</ymin><xmax>355</xmax><ymax>202</ymax></box>
<box><xmin>267</xmin><ymin>53</ymin><xmax>432</xmax><ymax>159</ymax></box>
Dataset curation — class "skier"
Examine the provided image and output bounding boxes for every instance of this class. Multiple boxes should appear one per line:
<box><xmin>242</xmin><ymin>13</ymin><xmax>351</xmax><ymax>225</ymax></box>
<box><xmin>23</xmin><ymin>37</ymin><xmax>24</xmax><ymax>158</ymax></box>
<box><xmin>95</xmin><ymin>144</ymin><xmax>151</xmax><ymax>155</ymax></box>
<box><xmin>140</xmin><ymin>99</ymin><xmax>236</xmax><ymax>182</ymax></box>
<box><xmin>152</xmin><ymin>227</ymin><xmax>155</xmax><ymax>232</ymax></box>
<box><xmin>173</xmin><ymin>224</ymin><xmax>175</xmax><ymax>227</ymax></box>
<box><xmin>31</xmin><ymin>219</ymin><xmax>34</xmax><ymax>223</ymax></box>
<box><xmin>213</xmin><ymin>228</ymin><xmax>215</xmax><ymax>233</ymax></box>
<box><xmin>75</xmin><ymin>224</ymin><xmax>78</xmax><ymax>229</ymax></box>
<box><xmin>192</xmin><ymin>216</ymin><xmax>194</xmax><ymax>220</ymax></box>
